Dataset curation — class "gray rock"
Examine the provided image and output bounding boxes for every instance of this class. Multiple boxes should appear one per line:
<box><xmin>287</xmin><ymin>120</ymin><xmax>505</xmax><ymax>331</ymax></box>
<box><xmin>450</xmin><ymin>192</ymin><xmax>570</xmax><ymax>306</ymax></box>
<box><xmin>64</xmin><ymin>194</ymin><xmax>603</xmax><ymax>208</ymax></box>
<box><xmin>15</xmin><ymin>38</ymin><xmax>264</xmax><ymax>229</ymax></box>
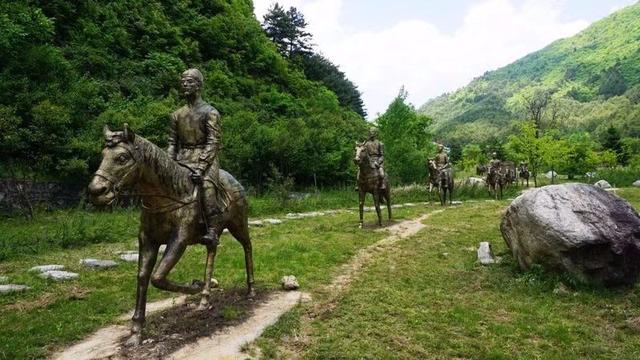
<box><xmin>633</xmin><ymin>180</ymin><xmax>640</xmax><ymax>188</ymax></box>
<box><xmin>477</xmin><ymin>242</ymin><xmax>496</xmax><ymax>265</ymax></box>
<box><xmin>594</xmin><ymin>180</ymin><xmax>612</xmax><ymax>189</ymax></box>
<box><xmin>281</xmin><ymin>275</ymin><xmax>299</xmax><ymax>290</ymax></box>
<box><xmin>248</xmin><ymin>220</ymin><xmax>264</xmax><ymax>227</ymax></box>
<box><xmin>545</xmin><ymin>171</ymin><xmax>558</xmax><ymax>179</ymax></box>
<box><xmin>466</xmin><ymin>177</ymin><xmax>486</xmax><ymax>187</ymax></box>
<box><xmin>0</xmin><ymin>276</ymin><xmax>8</xmax><ymax>284</ymax></box>
<box><xmin>0</xmin><ymin>284</ymin><xmax>29</xmax><ymax>294</ymax></box>
<box><xmin>29</xmin><ymin>264</ymin><xmax>65</xmax><ymax>273</ymax></box>
<box><xmin>119</xmin><ymin>251</ymin><xmax>139</xmax><ymax>263</ymax></box>
<box><xmin>40</xmin><ymin>270</ymin><xmax>79</xmax><ymax>281</ymax></box>
<box><xmin>501</xmin><ymin>183</ymin><xmax>640</xmax><ymax>286</ymax></box>
<box><xmin>80</xmin><ymin>258</ymin><xmax>118</xmax><ymax>269</ymax></box>
<box><xmin>264</xmin><ymin>218</ymin><xmax>283</xmax><ymax>225</ymax></box>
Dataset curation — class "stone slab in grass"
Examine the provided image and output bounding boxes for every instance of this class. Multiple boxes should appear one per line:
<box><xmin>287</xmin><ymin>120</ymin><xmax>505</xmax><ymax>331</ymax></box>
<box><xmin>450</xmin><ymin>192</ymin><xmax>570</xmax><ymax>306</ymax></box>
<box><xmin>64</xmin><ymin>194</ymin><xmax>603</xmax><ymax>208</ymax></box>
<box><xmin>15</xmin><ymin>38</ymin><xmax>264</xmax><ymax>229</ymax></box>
<box><xmin>0</xmin><ymin>276</ymin><xmax>8</xmax><ymax>284</ymax></box>
<box><xmin>0</xmin><ymin>284</ymin><xmax>29</xmax><ymax>294</ymax></box>
<box><xmin>119</xmin><ymin>251</ymin><xmax>139</xmax><ymax>263</ymax></box>
<box><xmin>263</xmin><ymin>218</ymin><xmax>283</xmax><ymax>225</ymax></box>
<box><xmin>29</xmin><ymin>264</ymin><xmax>65</xmax><ymax>273</ymax></box>
<box><xmin>81</xmin><ymin>259</ymin><xmax>118</xmax><ymax>269</ymax></box>
<box><xmin>40</xmin><ymin>270</ymin><xmax>79</xmax><ymax>281</ymax></box>
<box><xmin>477</xmin><ymin>242</ymin><xmax>496</xmax><ymax>265</ymax></box>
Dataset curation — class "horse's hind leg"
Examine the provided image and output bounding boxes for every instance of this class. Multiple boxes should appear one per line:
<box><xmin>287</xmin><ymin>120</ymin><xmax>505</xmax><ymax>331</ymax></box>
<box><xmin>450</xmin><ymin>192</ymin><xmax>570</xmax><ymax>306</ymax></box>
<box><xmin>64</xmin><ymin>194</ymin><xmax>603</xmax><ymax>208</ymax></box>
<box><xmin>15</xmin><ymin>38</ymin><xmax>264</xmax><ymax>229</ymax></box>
<box><xmin>228</xmin><ymin>219</ymin><xmax>255</xmax><ymax>298</ymax></box>
<box><xmin>358</xmin><ymin>191</ymin><xmax>366</xmax><ymax>229</ymax></box>
<box><xmin>374</xmin><ymin>191</ymin><xmax>382</xmax><ymax>226</ymax></box>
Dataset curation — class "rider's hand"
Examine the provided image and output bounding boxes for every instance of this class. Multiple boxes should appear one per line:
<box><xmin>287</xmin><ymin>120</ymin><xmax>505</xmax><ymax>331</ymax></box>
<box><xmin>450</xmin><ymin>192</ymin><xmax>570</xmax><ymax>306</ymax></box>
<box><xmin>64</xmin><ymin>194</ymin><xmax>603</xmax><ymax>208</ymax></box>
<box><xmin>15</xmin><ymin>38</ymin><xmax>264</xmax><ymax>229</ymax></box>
<box><xmin>190</xmin><ymin>170</ymin><xmax>203</xmax><ymax>185</ymax></box>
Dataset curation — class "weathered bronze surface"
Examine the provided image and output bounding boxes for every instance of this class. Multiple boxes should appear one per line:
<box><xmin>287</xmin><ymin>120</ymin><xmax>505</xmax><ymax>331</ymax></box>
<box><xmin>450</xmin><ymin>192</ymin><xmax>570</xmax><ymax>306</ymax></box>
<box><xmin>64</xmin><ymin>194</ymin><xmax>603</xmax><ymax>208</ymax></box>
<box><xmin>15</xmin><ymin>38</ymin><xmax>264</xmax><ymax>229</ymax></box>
<box><xmin>486</xmin><ymin>152</ymin><xmax>505</xmax><ymax>199</ymax></box>
<box><xmin>427</xmin><ymin>144</ymin><xmax>454</xmax><ymax>206</ymax></box>
<box><xmin>519</xmin><ymin>162</ymin><xmax>530</xmax><ymax>187</ymax></box>
<box><xmin>87</xmin><ymin>69</ymin><xmax>254</xmax><ymax>346</ymax></box>
<box><xmin>354</xmin><ymin>136</ymin><xmax>391</xmax><ymax>228</ymax></box>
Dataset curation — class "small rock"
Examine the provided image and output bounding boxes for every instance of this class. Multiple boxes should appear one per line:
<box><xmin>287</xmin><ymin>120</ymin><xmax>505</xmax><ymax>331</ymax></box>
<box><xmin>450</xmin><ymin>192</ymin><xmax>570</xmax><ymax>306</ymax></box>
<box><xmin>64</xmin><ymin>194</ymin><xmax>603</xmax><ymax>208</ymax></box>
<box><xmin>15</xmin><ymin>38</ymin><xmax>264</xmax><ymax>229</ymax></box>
<box><xmin>119</xmin><ymin>251</ymin><xmax>139</xmax><ymax>263</ymax></box>
<box><xmin>0</xmin><ymin>284</ymin><xmax>29</xmax><ymax>294</ymax></box>
<box><xmin>545</xmin><ymin>171</ymin><xmax>558</xmax><ymax>179</ymax></box>
<box><xmin>466</xmin><ymin>177</ymin><xmax>486</xmax><ymax>187</ymax></box>
<box><xmin>281</xmin><ymin>275</ymin><xmax>299</xmax><ymax>290</ymax></box>
<box><xmin>0</xmin><ymin>276</ymin><xmax>8</xmax><ymax>284</ymax></box>
<box><xmin>553</xmin><ymin>283</ymin><xmax>572</xmax><ymax>296</ymax></box>
<box><xmin>248</xmin><ymin>220</ymin><xmax>264</xmax><ymax>227</ymax></box>
<box><xmin>80</xmin><ymin>259</ymin><xmax>118</xmax><ymax>269</ymax></box>
<box><xmin>142</xmin><ymin>338</ymin><xmax>154</xmax><ymax>345</ymax></box>
<box><xmin>594</xmin><ymin>180</ymin><xmax>612</xmax><ymax>189</ymax></box>
<box><xmin>40</xmin><ymin>270</ymin><xmax>79</xmax><ymax>281</ymax></box>
<box><xmin>633</xmin><ymin>180</ymin><xmax>640</xmax><ymax>188</ymax></box>
<box><xmin>264</xmin><ymin>219</ymin><xmax>283</xmax><ymax>225</ymax></box>
<box><xmin>477</xmin><ymin>242</ymin><xmax>496</xmax><ymax>265</ymax></box>
<box><xmin>29</xmin><ymin>264</ymin><xmax>65</xmax><ymax>273</ymax></box>
<box><xmin>441</xmin><ymin>252</ymin><xmax>449</xmax><ymax>258</ymax></box>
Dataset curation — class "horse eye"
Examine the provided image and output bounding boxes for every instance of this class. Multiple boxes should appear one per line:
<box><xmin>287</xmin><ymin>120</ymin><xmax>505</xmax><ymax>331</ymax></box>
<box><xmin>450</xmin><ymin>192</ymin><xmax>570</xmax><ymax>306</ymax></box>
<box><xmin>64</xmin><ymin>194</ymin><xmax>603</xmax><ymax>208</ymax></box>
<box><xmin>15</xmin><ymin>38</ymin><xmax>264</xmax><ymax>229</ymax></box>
<box><xmin>117</xmin><ymin>154</ymin><xmax>129</xmax><ymax>163</ymax></box>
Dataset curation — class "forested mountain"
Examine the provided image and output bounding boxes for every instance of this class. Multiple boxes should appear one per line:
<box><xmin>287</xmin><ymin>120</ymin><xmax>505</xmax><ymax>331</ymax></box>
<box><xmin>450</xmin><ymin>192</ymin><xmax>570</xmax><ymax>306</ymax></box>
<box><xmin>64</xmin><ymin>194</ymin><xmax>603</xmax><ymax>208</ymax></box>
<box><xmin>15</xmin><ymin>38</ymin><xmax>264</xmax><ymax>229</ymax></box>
<box><xmin>419</xmin><ymin>2</ymin><xmax>640</xmax><ymax>149</ymax></box>
<box><xmin>0</xmin><ymin>0</ymin><xmax>368</xmax><ymax>189</ymax></box>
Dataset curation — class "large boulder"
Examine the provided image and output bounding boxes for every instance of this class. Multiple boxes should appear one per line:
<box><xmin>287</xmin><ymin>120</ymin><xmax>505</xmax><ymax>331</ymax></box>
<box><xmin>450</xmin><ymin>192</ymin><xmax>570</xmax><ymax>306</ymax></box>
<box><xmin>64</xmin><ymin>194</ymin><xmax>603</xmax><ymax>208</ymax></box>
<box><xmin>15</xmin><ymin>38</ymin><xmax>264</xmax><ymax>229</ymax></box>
<box><xmin>633</xmin><ymin>180</ymin><xmax>640</xmax><ymax>188</ymax></box>
<box><xmin>466</xmin><ymin>177</ymin><xmax>486</xmax><ymax>187</ymax></box>
<box><xmin>501</xmin><ymin>183</ymin><xmax>640</xmax><ymax>286</ymax></box>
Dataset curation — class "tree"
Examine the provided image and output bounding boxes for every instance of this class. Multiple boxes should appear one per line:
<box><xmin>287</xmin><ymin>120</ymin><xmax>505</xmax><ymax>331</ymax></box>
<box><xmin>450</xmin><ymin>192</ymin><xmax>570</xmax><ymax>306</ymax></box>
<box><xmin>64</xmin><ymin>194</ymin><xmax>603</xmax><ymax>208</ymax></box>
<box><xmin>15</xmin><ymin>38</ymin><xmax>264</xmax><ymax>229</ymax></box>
<box><xmin>300</xmin><ymin>53</ymin><xmax>367</xmax><ymax>117</ymax></box>
<box><xmin>562</xmin><ymin>133</ymin><xmax>599</xmax><ymax>179</ymax></box>
<box><xmin>461</xmin><ymin>144</ymin><xmax>485</xmax><ymax>171</ymax></box>
<box><xmin>504</xmin><ymin>121</ymin><xmax>541</xmax><ymax>186</ymax></box>
<box><xmin>262</xmin><ymin>3</ymin><xmax>312</xmax><ymax>58</ymax></box>
<box><xmin>602</xmin><ymin>125</ymin><xmax>622</xmax><ymax>164</ymax></box>
<box><xmin>599</xmin><ymin>66</ymin><xmax>627</xmax><ymax>98</ymax></box>
<box><xmin>376</xmin><ymin>88</ymin><xmax>433</xmax><ymax>184</ymax></box>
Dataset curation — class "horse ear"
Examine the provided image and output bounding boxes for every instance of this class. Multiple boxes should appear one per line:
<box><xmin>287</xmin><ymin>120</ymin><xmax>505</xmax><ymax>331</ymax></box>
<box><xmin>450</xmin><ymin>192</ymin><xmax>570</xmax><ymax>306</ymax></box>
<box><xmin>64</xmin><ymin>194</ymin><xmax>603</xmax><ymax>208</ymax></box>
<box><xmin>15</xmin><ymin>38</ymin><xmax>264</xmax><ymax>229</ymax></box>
<box><xmin>103</xmin><ymin>124</ymin><xmax>112</xmax><ymax>137</ymax></box>
<box><xmin>123</xmin><ymin>123</ymin><xmax>135</xmax><ymax>143</ymax></box>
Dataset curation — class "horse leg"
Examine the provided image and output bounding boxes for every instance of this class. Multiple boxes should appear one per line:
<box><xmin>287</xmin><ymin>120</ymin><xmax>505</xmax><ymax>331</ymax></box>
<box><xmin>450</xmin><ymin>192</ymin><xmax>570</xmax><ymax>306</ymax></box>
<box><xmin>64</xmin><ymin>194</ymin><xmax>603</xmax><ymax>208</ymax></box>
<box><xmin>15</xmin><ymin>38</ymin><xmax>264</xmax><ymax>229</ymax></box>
<box><xmin>358</xmin><ymin>190</ymin><xmax>365</xmax><ymax>229</ymax></box>
<box><xmin>229</xmin><ymin>219</ymin><xmax>255</xmax><ymax>298</ymax></box>
<box><xmin>385</xmin><ymin>188</ymin><xmax>392</xmax><ymax>221</ymax></box>
<box><xmin>197</xmin><ymin>242</ymin><xmax>218</xmax><ymax>310</ymax></box>
<box><xmin>126</xmin><ymin>230</ymin><xmax>159</xmax><ymax>346</ymax></box>
<box><xmin>373</xmin><ymin>191</ymin><xmax>382</xmax><ymax>226</ymax></box>
<box><xmin>151</xmin><ymin>230</ymin><xmax>203</xmax><ymax>294</ymax></box>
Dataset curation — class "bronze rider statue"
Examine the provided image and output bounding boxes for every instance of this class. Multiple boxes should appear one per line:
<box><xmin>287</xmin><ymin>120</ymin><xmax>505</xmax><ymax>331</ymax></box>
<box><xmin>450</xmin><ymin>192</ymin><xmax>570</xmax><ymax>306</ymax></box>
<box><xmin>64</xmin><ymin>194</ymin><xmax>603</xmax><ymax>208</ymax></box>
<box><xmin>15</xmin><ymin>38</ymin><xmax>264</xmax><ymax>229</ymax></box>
<box><xmin>167</xmin><ymin>68</ymin><xmax>227</xmax><ymax>246</ymax></box>
<box><xmin>357</xmin><ymin>127</ymin><xmax>386</xmax><ymax>190</ymax></box>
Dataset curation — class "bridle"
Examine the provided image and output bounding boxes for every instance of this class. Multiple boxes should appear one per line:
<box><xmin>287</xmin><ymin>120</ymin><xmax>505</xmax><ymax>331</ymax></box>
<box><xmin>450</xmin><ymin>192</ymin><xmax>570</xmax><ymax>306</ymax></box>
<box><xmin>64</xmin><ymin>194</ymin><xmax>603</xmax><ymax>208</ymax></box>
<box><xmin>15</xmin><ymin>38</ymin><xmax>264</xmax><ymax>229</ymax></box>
<box><xmin>94</xmin><ymin>143</ymin><xmax>197</xmax><ymax>214</ymax></box>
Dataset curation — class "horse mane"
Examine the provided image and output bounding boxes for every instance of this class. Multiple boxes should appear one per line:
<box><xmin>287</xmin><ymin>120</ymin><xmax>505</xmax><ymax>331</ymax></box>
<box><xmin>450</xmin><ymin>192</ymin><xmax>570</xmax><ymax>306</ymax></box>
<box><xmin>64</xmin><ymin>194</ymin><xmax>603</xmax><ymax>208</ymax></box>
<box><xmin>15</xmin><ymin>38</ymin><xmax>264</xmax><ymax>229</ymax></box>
<box><xmin>132</xmin><ymin>136</ymin><xmax>193</xmax><ymax>196</ymax></box>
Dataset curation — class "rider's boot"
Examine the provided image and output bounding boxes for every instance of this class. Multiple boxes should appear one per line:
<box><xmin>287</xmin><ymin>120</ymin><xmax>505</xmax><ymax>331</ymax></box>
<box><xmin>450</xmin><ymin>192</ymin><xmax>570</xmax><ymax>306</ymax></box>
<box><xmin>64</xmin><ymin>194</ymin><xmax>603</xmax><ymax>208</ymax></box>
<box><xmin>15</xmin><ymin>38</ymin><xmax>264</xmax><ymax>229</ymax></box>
<box><xmin>202</xmin><ymin>208</ymin><xmax>222</xmax><ymax>247</ymax></box>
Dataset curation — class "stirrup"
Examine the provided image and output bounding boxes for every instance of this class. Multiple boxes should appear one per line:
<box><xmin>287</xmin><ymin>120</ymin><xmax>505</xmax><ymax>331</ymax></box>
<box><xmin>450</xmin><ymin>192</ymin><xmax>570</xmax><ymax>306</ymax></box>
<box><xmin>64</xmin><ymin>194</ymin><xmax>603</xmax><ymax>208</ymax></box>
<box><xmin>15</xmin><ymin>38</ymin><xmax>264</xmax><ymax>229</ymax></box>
<box><xmin>201</xmin><ymin>228</ymin><xmax>219</xmax><ymax>247</ymax></box>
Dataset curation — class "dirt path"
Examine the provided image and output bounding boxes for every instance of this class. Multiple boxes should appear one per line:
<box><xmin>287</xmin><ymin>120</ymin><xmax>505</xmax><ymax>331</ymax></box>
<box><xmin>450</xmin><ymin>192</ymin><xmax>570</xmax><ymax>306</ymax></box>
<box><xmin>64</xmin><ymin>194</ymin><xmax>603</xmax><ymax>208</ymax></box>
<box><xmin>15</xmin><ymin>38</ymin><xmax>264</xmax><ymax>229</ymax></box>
<box><xmin>52</xmin><ymin>210</ymin><xmax>441</xmax><ymax>360</ymax></box>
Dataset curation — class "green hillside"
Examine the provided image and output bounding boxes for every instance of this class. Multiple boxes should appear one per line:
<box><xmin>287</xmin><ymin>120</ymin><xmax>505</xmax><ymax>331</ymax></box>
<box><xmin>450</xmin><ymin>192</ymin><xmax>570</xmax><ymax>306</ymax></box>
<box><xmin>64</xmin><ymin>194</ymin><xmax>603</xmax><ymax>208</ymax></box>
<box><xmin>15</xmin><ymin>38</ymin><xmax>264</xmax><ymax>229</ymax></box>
<box><xmin>420</xmin><ymin>2</ymin><xmax>640</xmax><ymax>147</ymax></box>
<box><xmin>0</xmin><ymin>0</ymin><xmax>367</xmax><ymax>188</ymax></box>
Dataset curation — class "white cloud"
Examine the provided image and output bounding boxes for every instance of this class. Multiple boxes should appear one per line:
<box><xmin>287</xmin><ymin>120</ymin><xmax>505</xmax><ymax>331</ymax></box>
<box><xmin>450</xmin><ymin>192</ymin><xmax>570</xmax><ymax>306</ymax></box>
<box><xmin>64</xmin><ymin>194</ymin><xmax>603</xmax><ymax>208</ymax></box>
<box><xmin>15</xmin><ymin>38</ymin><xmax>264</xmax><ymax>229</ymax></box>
<box><xmin>254</xmin><ymin>0</ymin><xmax>590</xmax><ymax>118</ymax></box>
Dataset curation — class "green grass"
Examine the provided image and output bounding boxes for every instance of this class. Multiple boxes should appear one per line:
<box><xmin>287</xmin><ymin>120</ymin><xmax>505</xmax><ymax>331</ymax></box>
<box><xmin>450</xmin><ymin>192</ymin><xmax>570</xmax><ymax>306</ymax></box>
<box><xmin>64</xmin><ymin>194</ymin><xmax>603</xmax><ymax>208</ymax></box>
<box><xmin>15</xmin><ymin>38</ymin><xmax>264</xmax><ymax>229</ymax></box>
<box><xmin>0</xmin><ymin>201</ymin><xmax>426</xmax><ymax>359</ymax></box>
<box><xmin>258</xmin><ymin>188</ymin><xmax>640</xmax><ymax>359</ymax></box>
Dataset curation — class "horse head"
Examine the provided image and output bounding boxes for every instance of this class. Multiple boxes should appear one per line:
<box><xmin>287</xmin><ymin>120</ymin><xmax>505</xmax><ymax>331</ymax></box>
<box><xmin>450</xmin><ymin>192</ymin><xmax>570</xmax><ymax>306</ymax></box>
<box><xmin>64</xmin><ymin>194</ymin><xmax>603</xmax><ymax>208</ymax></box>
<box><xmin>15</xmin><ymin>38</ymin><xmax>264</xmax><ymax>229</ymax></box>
<box><xmin>353</xmin><ymin>141</ymin><xmax>368</xmax><ymax>166</ymax></box>
<box><xmin>88</xmin><ymin>124</ymin><xmax>140</xmax><ymax>205</ymax></box>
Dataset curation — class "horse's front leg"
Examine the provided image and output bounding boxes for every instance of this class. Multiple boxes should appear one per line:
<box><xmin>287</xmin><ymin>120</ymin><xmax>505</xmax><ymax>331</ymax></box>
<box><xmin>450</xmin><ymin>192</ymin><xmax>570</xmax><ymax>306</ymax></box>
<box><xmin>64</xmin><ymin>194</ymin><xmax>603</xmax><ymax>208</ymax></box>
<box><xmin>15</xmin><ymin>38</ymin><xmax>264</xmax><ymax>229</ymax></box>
<box><xmin>374</xmin><ymin>191</ymin><xmax>382</xmax><ymax>226</ymax></box>
<box><xmin>358</xmin><ymin>190</ymin><xmax>365</xmax><ymax>229</ymax></box>
<box><xmin>126</xmin><ymin>230</ymin><xmax>159</xmax><ymax>346</ymax></box>
<box><xmin>151</xmin><ymin>228</ymin><xmax>203</xmax><ymax>294</ymax></box>
<box><xmin>198</xmin><ymin>243</ymin><xmax>218</xmax><ymax>310</ymax></box>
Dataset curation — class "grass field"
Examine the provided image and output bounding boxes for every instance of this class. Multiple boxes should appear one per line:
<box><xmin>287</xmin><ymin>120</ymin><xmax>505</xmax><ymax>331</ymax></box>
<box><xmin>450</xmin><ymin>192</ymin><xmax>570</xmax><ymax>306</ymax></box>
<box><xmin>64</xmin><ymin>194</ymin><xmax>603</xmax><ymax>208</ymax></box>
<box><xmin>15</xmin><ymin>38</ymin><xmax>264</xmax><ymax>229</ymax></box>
<box><xmin>0</xmin><ymin>187</ymin><xmax>639</xmax><ymax>359</ymax></box>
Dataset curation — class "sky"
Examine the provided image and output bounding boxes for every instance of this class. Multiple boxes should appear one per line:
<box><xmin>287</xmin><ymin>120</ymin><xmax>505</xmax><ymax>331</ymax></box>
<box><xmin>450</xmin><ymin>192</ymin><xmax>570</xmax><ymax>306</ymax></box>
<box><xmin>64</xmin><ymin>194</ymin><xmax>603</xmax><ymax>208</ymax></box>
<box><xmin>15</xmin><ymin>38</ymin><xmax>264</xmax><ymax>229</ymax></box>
<box><xmin>253</xmin><ymin>0</ymin><xmax>638</xmax><ymax>118</ymax></box>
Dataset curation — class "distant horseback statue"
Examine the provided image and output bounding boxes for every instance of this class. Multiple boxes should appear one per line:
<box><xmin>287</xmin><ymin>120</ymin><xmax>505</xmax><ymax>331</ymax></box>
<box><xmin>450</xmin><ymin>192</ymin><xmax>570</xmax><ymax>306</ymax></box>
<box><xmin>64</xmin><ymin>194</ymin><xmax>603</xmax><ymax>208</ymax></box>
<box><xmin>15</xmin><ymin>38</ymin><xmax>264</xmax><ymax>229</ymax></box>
<box><xmin>354</xmin><ymin>127</ymin><xmax>391</xmax><ymax>228</ymax></box>
<box><xmin>486</xmin><ymin>152</ymin><xmax>505</xmax><ymax>199</ymax></box>
<box><xmin>518</xmin><ymin>162</ymin><xmax>530</xmax><ymax>187</ymax></box>
<box><xmin>502</xmin><ymin>161</ymin><xmax>517</xmax><ymax>187</ymax></box>
<box><xmin>427</xmin><ymin>144</ymin><xmax>454</xmax><ymax>206</ymax></box>
<box><xmin>87</xmin><ymin>69</ymin><xmax>254</xmax><ymax>346</ymax></box>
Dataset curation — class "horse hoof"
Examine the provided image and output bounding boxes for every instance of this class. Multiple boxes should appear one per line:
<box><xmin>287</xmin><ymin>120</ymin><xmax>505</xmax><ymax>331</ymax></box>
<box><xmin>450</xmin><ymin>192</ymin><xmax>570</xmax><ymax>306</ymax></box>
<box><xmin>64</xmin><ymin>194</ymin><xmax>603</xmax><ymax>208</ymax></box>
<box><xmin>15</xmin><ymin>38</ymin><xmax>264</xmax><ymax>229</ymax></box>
<box><xmin>124</xmin><ymin>334</ymin><xmax>142</xmax><ymax>347</ymax></box>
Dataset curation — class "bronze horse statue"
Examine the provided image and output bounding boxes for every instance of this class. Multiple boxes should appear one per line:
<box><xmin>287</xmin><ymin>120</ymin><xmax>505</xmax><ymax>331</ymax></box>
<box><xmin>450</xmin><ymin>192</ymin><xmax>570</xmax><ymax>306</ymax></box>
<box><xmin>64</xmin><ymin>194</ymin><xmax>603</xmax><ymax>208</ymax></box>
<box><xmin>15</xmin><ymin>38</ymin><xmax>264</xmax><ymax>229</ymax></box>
<box><xmin>87</xmin><ymin>125</ymin><xmax>254</xmax><ymax>346</ymax></box>
<box><xmin>427</xmin><ymin>159</ymin><xmax>454</xmax><ymax>206</ymax></box>
<box><xmin>354</xmin><ymin>142</ymin><xmax>391</xmax><ymax>228</ymax></box>
<box><xmin>518</xmin><ymin>163</ymin><xmax>530</xmax><ymax>187</ymax></box>
<box><xmin>486</xmin><ymin>166</ymin><xmax>506</xmax><ymax>200</ymax></box>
